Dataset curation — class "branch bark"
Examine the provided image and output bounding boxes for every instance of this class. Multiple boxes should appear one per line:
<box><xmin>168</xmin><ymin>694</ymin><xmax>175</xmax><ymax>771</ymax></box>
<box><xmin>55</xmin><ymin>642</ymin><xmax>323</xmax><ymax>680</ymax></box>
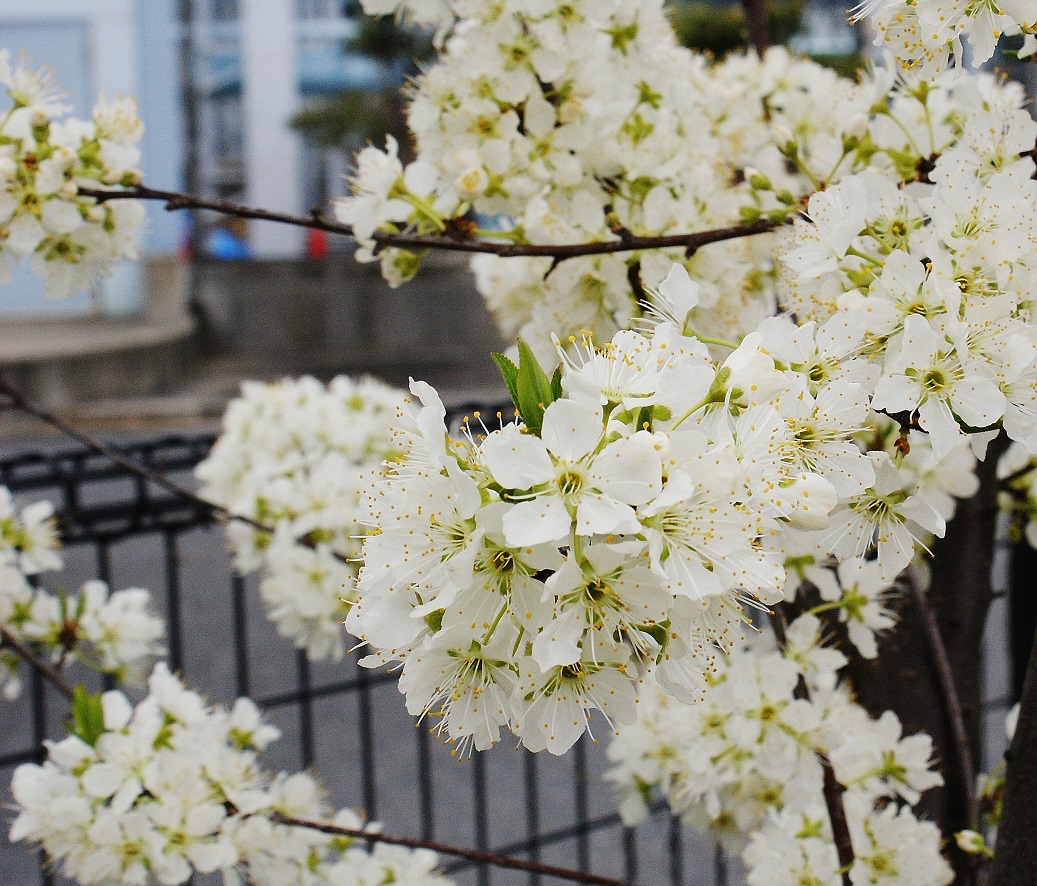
<box><xmin>78</xmin><ymin>184</ymin><xmax>786</xmax><ymax>263</ymax></box>
<box><xmin>0</xmin><ymin>376</ymin><xmax>345</xmax><ymax>563</ymax></box>
<box><xmin>740</xmin><ymin>0</ymin><xmax>770</xmax><ymax>57</ymax></box>
<box><xmin>771</xmin><ymin>603</ymin><xmax>854</xmax><ymax>884</ymax></box>
<box><xmin>0</xmin><ymin>624</ymin><xmax>74</xmax><ymax>700</ymax></box>
<box><xmin>906</xmin><ymin>571</ymin><xmax>978</xmax><ymax>830</ymax></box>
<box><xmin>269</xmin><ymin>813</ymin><xmax>635</xmax><ymax>886</ymax></box>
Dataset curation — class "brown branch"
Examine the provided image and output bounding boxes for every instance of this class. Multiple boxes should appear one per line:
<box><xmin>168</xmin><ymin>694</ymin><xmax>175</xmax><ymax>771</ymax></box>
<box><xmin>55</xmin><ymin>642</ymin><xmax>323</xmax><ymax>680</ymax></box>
<box><xmin>269</xmin><ymin>812</ymin><xmax>636</xmax><ymax>886</ymax></box>
<box><xmin>0</xmin><ymin>624</ymin><xmax>74</xmax><ymax>700</ymax></box>
<box><xmin>905</xmin><ymin>570</ymin><xmax>979</xmax><ymax>830</ymax></box>
<box><xmin>740</xmin><ymin>0</ymin><xmax>770</xmax><ymax>57</ymax></box>
<box><xmin>77</xmin><ymin>184</ymin><xmax>785</xmax><ymax>263</ymax></box>
<box><xmin>0</xmin><ymin>377</ymin><xmax>346</xmax><ymax>564</ymax></box>
<box><xmin>771</xmin><ymin>603</ymin><xmax>854</xmax><ymax>884</ymax></box>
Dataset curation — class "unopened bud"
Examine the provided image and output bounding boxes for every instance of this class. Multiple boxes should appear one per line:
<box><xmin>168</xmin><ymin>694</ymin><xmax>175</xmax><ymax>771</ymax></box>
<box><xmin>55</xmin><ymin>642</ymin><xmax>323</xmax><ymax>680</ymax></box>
<box><xmin>746</xmin><ymin>168</ymin><xmax>772</xmax><ymax>191</ymax></box>
<box><xmin>954</xmin><ymin>830</ymin><xmax>992</xmax><ymax>858</ymax></box>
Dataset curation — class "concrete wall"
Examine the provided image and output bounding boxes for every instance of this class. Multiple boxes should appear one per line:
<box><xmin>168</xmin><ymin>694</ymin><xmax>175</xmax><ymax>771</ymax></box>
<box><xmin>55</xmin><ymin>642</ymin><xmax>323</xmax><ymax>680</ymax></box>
<box><xmin>193</xmin><ymin>254</ymin><xmax>508</xmax><ymax>392</ymax></box>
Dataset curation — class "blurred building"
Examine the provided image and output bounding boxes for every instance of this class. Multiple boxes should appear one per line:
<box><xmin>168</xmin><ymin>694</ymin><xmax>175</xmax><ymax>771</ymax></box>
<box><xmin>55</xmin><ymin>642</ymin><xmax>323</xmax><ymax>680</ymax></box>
<box><xmin>187</xmin><ymin>0</ymin><xmax>383</xmax><ymax>257</ymax></box>
<box><xmin>0</xmin><ymin>0</ymin><xmax>184</xmax><ymax>316</ymax></box>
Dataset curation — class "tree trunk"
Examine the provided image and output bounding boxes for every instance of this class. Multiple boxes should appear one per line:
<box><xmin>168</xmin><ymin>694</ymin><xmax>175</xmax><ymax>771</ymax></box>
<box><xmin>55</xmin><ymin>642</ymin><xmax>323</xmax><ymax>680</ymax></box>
<box><xmin>989</xmin><ymin>610</ymin><xmax>1037</xmax><ymax>885</ymax></box>
<box><xmin>740</xmin><ymin>0</ymin><xmax>770</xmax><ymax>57</ymax></box>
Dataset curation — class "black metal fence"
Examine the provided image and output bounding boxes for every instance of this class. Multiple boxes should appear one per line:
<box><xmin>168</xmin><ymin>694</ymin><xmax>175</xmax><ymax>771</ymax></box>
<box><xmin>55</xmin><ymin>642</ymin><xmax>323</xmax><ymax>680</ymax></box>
<box><xmin>0</xmin><ymin>433</ymin><xmax>727</xmax><ymax>886</ymax></box>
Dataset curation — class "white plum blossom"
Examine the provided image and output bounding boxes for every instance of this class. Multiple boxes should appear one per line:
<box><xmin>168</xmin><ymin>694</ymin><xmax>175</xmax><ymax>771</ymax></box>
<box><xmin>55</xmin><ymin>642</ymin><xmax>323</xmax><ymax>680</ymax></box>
<box><xmin>9</xmin><ymin>664</ymin><xmax>456</xmax><ymax>886</ymax></box>
<box><xmin>195</xmin><ymin>375</ymin><xmax>407</xmax><ymax>659</ymax></box>
<box><xmin>607</xmin><ymin>614</ymin><xmax>949</xmax><ymax>883</ymax></box>
<box><xmin>0</xmin><ymin>486</ymin><xmax>164</xmax><ymax>698</ymax></box>
<box><xmin>0</xmin><ymin>51</ymin><xmax>145</xmax><ymax>298</ymax></box>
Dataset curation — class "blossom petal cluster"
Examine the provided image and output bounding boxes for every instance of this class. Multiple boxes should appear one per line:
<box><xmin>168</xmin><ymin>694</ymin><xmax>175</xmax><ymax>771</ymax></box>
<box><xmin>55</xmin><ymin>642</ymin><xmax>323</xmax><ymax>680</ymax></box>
<box><xmin>9</xmin><ymin>663</ymin><xmax>455</xmax><ymax>886</ymax></box>
<box><xmin>338</xmin><ymin>0</ymin><xmax>890</xmax><ymax>361</ymax></box>
<box><xmin>349</xmin><ymin>259</ymin><xmax>994</xmax><ymax>756</ymax></box>
<box><xmin>195</xmin><ymin>376</ymin><xmax>408</xmax><ymax>660</ymax></box>
<box><xmin>605</xmin><ymin>613</ymin><xmax>952</xmax><ymax>886</ymax></box>
<box><xmin>778</xmin><ymin>74</ymin><xmax>1037</xmax><ymax>461</ymax></box>
<box><xmin>859</xmin><ymin>0</ymin><xmax>1036</xmax><ymax>78</ymax></box>
<box><xmin>339</xmin><ymin>1</ymin><xmax>1037</xmax><ymax>374</ymax></box>
<box><xmin>0</xmin><ymin>50</ymin><xmax>145</xmax><ymax>298</ymax></box>
<box><xmin>0</xmin><ymin>486</ymin><xmax>164</xmax><ymax>698</ymax></box>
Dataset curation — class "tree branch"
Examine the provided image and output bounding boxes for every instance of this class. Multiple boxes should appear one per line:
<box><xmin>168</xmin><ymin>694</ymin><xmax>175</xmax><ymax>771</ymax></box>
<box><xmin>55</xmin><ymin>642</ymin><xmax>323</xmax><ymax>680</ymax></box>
<box><xmin>740</xmin><ymin>0</ymin><xmax>770</xmax><ymax>57</ymax></box>
<box><xmin>0</xmin><ymin>624</ymin><xmax>74</xmax><ymax>700</ymax></box>
<box><xmin>77</xmin><ymin>184</ymin><xmax>785</xmax><ymax>263</ymax></box>
<box><xmin>905</xmin><ymin>570</ymin><xmax>979</xmax><ymax>830</ymax></box>
<box><xmin>269</xmin><ymin>812</ymin><xmax>635</xmax><ymax>886</ymax></box>
<box><xmin>771</xmin><ymin>603</ymin><xmax>854</xmax><ymax>884</ymax></box>
<box><xmin>0</xmin><ymin>377</ymin><xmax>345</xmax><ymax>563</ymax></box>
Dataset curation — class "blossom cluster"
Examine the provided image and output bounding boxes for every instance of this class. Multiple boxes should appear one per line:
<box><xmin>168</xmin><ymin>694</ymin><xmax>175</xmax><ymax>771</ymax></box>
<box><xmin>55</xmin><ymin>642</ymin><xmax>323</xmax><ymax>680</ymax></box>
<box><xmin>338</xmin><ymin>2</ymin><xmax>1037</xmax><ymax>372</ymax></box>
<box><xmin>859</xmin><ymin>0</ymin><xmax>1036</xmax><ymax>78</ymax></box>
<box><xmin>0</xmin><ymin>50</ymin><xmax>145</xmax><ymax>299</ymax></box>
<box><xmin>0</xmin><ymin>486</ymin><xmax>164</xmax><ymax>698</ymax></box>
<box><xmin>605</xmin><ymin>613</ymin><xmax>952</xmax><ymax>885</ymax></box>
<box><xmin>339</xmin><ymin>0</ymin><xmax>865</xmax><ymax>359</ymax></box>
<box><xmin>195</xmin><ymin>375</ymin><xmax>408</xmax><ymax>661</ymax></box>
<box><xmin>9</xmin><ymin>662</ymin><xmax>454</xmax><ymax>886</ymax></box>
<box><xmin>776</xmin><ymin>80</ymin><xmax>1037</xmax><ymax>461</ymax></box>
<box><xmin>349</xmin><ymin>259</ymin><xmax>989</xmax><ymax>756</ymax></box>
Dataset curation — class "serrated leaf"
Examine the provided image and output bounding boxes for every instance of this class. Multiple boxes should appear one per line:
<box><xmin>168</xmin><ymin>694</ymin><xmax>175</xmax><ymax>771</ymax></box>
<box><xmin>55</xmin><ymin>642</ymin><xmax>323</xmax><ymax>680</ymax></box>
<box><xmin>516</xmin><ymin>340</ymin><xmax>556</xmax><ymax>435</ymax></box>
<box><xmin>71</xmin><ymin>685</ymin><xmax>106</xmax><ymax>747</ymax></box>
<box><xmin>492</xmin><ymin>353</ymin><xmax>520</xmax><ymax>414</ymax></box>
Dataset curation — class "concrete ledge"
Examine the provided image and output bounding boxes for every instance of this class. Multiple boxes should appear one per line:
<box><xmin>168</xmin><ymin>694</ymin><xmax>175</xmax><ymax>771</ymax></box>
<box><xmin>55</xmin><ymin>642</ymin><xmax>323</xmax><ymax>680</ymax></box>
<box><xmin>0</xmin><ymin>314</ymin><xmax>195</xmax><ymax>363</ymax></box>
<box><xmin>0</xmin><ymin>314</ymin><xmax>197</xmax><ymax>410</ymax></box>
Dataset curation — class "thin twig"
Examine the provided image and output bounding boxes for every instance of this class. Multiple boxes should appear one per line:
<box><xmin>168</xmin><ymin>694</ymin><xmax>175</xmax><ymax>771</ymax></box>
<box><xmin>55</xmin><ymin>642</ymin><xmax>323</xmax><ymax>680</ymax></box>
<box><xmin>771</xmin><ymin>603</ymin><xmax>854</xmax><ymax>884</ymax></box>
<box><xmin>78</xmin><ymin>184</ymin><xmax>785</xmax><ymax>264</ymax></box>
<box><xmin>269</xmin><ymin>812</ymin><xmax>636</xmax><ymax>886</ymax></box>
<box><xmin>0</xmin><ymin>377</ymin><xmax>347</xmax><ymax>563</ymax></box>
<box><xmin>905</xmin><ymin>570</ymin><xmax>979</xmax><ymax>830</ymax></box>
<box><xmin>0</xmin><ymin>624</ymin><xmax>74</xmax><ymax>700</ymax></box>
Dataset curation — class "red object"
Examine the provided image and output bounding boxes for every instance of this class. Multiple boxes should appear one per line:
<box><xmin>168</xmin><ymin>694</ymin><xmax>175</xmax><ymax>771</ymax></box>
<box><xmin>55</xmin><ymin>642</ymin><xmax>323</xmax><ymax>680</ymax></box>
<box><xmin>306</xmin><ymin>227</ymin><xmax>330</xmax><ymax>260</ymax></box>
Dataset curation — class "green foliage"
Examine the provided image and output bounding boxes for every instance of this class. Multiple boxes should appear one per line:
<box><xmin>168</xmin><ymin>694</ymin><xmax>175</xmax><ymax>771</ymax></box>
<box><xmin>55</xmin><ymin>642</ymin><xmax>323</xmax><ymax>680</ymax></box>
<box><xmin>669</xmin><ymin>0</ymin><xmax>806</xmax><ymax>56</ymax></box>
<box><xmin>347</xmin><ymin>14</ymin><xmax>435</xmax><ymax>64</ymax></box>
<box><xmin>290</xmin><ymin>12</ymin><xmax>433</xmax><ymax>151</ymax></box>
<box><xmin>495</xmin><ymin>342</ymin><xmax>560</xmax><ymax>435</ymax></box>
<box><xmin>290</xmin><ymin>89</ymin><xmax>393</xmax><ymax>150</ymax></box>
<box><xmin>811</xmin><ymin>53</ymin><xmax>867</xmax><ymax>78</ymax></box>
<box><xmin>71</xmin><ymin>685</ymin><xmax>106</xmax><ymax>747</ymax></box>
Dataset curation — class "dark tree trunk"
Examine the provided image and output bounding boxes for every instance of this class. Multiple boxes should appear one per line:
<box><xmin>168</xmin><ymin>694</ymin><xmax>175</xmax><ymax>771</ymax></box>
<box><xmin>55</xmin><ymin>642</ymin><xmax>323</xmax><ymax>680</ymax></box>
<box><xmin>989</xmin><ymin>616</ymin><xmax>1037</xmax><ymax>886</ymax></box>
<box><xmin>740</xmin><ymin>0</ymin><xmax>770</xmax><ymax>57</ymax></box>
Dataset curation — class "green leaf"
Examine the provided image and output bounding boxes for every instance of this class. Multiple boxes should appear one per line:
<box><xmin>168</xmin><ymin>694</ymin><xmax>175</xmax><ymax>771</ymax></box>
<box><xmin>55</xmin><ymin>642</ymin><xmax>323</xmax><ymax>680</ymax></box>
<box><xmin>550</xmin><ymin>365</ymin><xmax>564</xmax><ymax>402</ymax></box>
<box><xmin>492</xmin><ymin>353</ymin><xmax>520</xmax><ymax>412</ymax></box>
<box><xmin>636</xmin><ymin>405</ymin><xmax>654</xmax><ymax>431</ymax></box>
<box><xmin>71</xmin><ymin>685</ymin><xmax>106</xmax><ymax>747</ymax></box>
<box><xmin>515</xmin><ymin>340</ymin><xmax>556</xmax><ymax>435</ymax></box>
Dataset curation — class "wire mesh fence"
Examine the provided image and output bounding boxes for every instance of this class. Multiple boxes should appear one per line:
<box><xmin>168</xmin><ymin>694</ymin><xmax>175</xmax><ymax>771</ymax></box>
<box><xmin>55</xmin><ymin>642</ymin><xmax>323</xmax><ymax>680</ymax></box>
<box><xmin>0</xmin><ymin>431</ymin><xmax>731</xmax><ymax>886</ymax></box>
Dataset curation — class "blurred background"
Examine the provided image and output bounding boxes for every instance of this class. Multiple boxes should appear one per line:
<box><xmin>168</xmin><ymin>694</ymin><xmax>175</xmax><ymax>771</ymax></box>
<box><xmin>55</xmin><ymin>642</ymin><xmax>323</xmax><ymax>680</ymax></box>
<box><xmin>0</xmin><ymin>0</ymin><xmax>1033</xmax><ymax>425</ymax></box>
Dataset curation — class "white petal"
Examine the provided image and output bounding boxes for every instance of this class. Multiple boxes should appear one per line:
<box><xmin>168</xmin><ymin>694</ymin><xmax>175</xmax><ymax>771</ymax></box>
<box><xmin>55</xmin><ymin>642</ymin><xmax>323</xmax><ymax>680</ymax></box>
<box><xmin>481</xmin><ymin>424</ymin><xmax>554</xmax><ymax>489</ymax></box>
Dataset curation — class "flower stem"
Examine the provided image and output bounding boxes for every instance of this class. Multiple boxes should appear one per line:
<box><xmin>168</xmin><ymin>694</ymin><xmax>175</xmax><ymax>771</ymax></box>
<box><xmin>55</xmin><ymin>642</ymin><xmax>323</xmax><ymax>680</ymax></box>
<box><xmin>0</xmin><ymin>624</ymin><xmax>73</xmax><ymax>700</ymax></box>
